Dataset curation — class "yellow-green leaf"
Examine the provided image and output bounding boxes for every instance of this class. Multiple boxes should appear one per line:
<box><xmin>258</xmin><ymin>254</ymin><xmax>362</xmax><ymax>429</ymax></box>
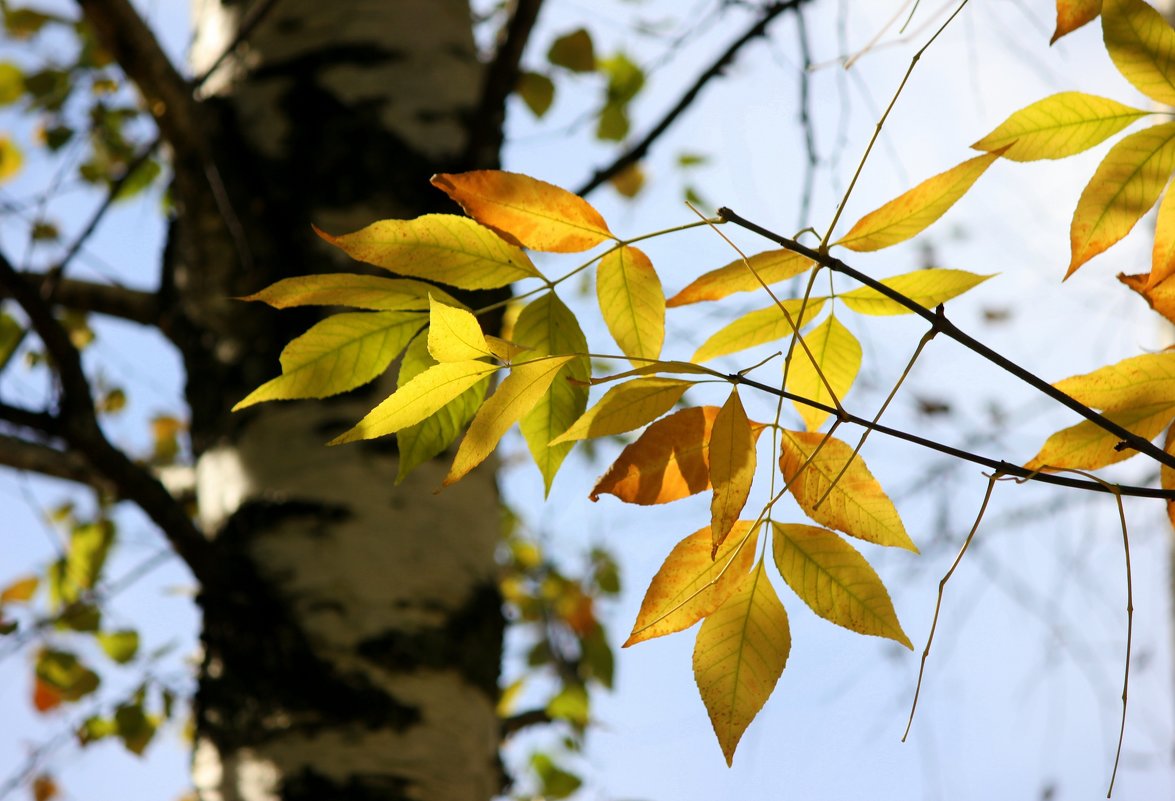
<box><xmin>1068</xmin><ymin>121</ymin><xmax>1175</xmax><ymax>277</ymax></box>
<box><xmin>548</xmin><ymin>28</ymin><xmax>596</xmax><ymax>72</ymax></box>
<box><xmin>786</xmin><ymin>313</ymin><xmax>861</xmax><ymax>431</ymax></box>
<box><xmin>514</xmin><ymin>292</ymin><xmax>591</xmax><ymax>493</ymax></box>
<box><xmin>517</xmin><ymin>71</ymin><xmax>555</xmax><ymax>117</ymax></box>
<box><xmin>96</xmin><ymin>630</ymin><xmax>139</xmax><ymax>664</ymax></box>
<box><xmin>588</xmin><ymin>360</ymin><xmax>718</xmax><ymax>385</ymax></box>
<box><xmin>315</xmin><ymin>215</ymin><xmax>543</xmax><ymax>289</ymax></box>
<box><xmin>835</xmin><ymin>152</ymin><xmax>1000</xmax><ymax>252</ymax></box>
<box><xmin>331</xmin><ymin>359</ymin><xmax>499</xmax><ymax>445</ymax></box>
<box><xmin>395</xmin><ymin>334</ymin><xmax>490</xmax><ymax>481</ymax></box>
<box><xmin>1052</xmin><ymin>0</ymin><xmax>1102</xmax><ymax>44</ymax></box>
<box><xmin>240</xmin><ymin>274</ymin><xmax>457</xmax><ymax>311</ymax></box>
<box><xmin>597</xmin><ymin>245</ymin><xmax>664</xmax><ymax>364</ymax></box>
<box><xmin>0</xmin><ymin>63</ymin><xmax>22</xmax><ymax>105</ymax></box>
<box><xmin>0</xmin><ymin>136</ymin><xmax>21</xmax><ymax>183</ymax></box>
<box><xmin>428</xmin><ymin>295</ymin><xmax>491</xmax><ymax>362</ymax></box>
<box><xmin>691</xmin><ymin>297</ymin><xmax>826</xmax><ymax>363</ymax></box>
<box><xmin>551</xmin><ymin>377</ymin><xmax>691</xmax><ymax>445</ymax></box>
<box><xmin>1053</xmin><ymin>350</ymin><xmax>1175</xmax><ymax>411</ymax></box>
<box><xmin>709</xmin><ymin>389</ymin><xmax>755</xmax><ymax>552</ymax></box>
<box><xmin>625</xmin><ymin>521</ymin><xmax>758</xmax><ymax>647</ymax></box>
<box><xmin>431</xmin><ymin>170</ymin><xmax>613</xmax><ymax>253</ymax></box>
<box><xmin>1025</xmin><ymin>402</ymin><xmax>1175</xmax><ymax>471</ymax></box>
<box><xmin>838</xmin><ymin>269</ymin><xmax>993</xmax><ymax>316</ymax></box>
<box><xmin>1103</xmin><ymin>0</ymin><xmax>1175</xmax><ymax>106</ymax></box>
<box><xmin>234</xmin><ymin>312</ymin><xmax>425</xmax><ymax>410</ymax></box>
<box><xmin>1151</xmin><ymin>184</ymin><xmax>1175</xmax><ymax>287</ymax></box>
<box><xmin>444</xmin><ymin>356</ymin><xmax>574</xmax><ymax>485</ymax></box>
<box><xmin>778</xmin><ymin>430</ymin><xmax>916</xmax><ymax>551</ymax></box>
<box><xmin>693</xmin><ymin>559</ymin><xmax>790</xmax><ymax>766</ymax></box>
<box><xmin>971</xmin><ymin>92</ymin><xmax>1148</xmax><ymax>162</ymax></box>
<box><xmin>667</xmin><ymin>250</ymin><xmax>814</xmax><ymax>307</ymax></box>
<box><xmin>771</xmin><ymin>523</ymin><xmax>911</xmax><ymax>647</ymax></box>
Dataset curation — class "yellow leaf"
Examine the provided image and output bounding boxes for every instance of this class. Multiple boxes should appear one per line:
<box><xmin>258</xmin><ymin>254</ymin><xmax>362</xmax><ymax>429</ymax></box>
<box><xmin>1052</xmin><ymin>0</ymin><xmax>1102</xmax><ymax>43</ymax></box>
<box><xmin>315</xmin><ymin>215</ymin><xmax>543</xmax><ymax>289</ymax></box>
<box><xmin>330</xmin><ymin>359</ymin><xmax>499</xmax><ymax>445</ymax></box>
<box><xmin>240</xmin><ymin>274</ymin><xmax>458</xmax><ymax>311</ymax></box>
<box><xmin>444</xmin><ymin>356</ymin><xmax>575</xmax><ymax>485</ymax></box>
<box><xmin>835</xmin><ymin>152</ymin><xmax>1001</xmax><ymax>252</ymax></box>
<box><xmin>596</xmin><ymin>245</ymin><xmax>665</xmax><ymax>365</ymax></box>
<box><xmin>971</xmin><ymin>92</ymin><xmax>1147</xmax><ymax>162</ymax></box>
<box><xmin>778</xmin><ymin>430</ymin><xmax>916</xmax><ymax>551</ymax></box>
<box><xmin>691</xmin><ymin>297</ymin><xmax>826</xmax><ymax>363</ymax></box>
<box><xmin>1068</xmin><ymin>121</ymin><xmax>1175</xmax><ymax>277</ymax></box>
<box><xmin>771</xmin><ymin>523</ymin><xmax>911</xmax><ymax>647</ymax></box>
<box><xmin>0</xmin><ymin>136</ymin><xmax>21</xmax><ymax>183</ymax></box>
<box><xmin>1151</xmin><ymin>185</ymin><xmax>1175</xmax><ymax>287</ymax></box>
<box><xmin>838</xmin><ymin>268</ymin><xmax>993</xmax><ymax>316</ymax></box>
<box><xmin>1025</xmin><ymin>403</ymin><xmax>1175</xmax><ymax>471</ymax></box>
<box><xmin>667</xmin><ymin>250</ymin><xmax>814</xmax><ymax>307</ymax></box>
<box><xmin>0</xmin><ymin>575</ymin><xmax>37</xmax><ymax>604</ymax></box>
<box><xmin>234</xmin><ymin>312</ymin><xmax>425</xmax><ymax>410</ymax></box>
<box><xmin>709</xmin><ymin>389</ymin><xmax>756</xmax><ymax>552</ymax></box>
<box><xmin>428</xmin><ymin>295</ymin><xmax>491</xmax><ymax>362</ymax></box>
<box><xmin>625</xmin><ymin>521</ymin><xmax>758</xmax><ymax>647</ymax></box>
<box><xmin>514</xmin><ymin>293</ymin><xmax>590</xmax><ymax>494</ymax></box>
<box><xmin>551</xmin><ymin>377</ymin><xmax>692</xmax><ymax>445</ymax></box>
<box><xmin>1120</xmin><ymin>270</ymin><xmax>1175</xmax><ymax>324</ymax></box>
<box><xmin>395</xmin><ymin>334</ymin><xmax>490</xmax><ymax>481</ymax></box>
<box><xmin>1103</xmin><ymin>0</ymin><xmax>1175</xmax><ymax>106</ymax></box>
<box><xmin>431</xmin><ymin>170</ymin><xmax>613</xmax><ymax>253</ymax></box>
<box><xmin>588</xmin><ymin>360</ymin><xmax>717</xmax><ymax>385</ymax></box>
<box><xmin>786</xmin><ymin>313</ymin><xmax>861</xmax><ymax>431</ymax></box>
<box><xmin>1052</xmin><ymin>350</ymin><xmax>1175</xmax><ymax>411</ymax></box>
<box><xmin>693</xmin><ymin>559</ymin><xmax>790</xmax><ymax>766</ymax></box>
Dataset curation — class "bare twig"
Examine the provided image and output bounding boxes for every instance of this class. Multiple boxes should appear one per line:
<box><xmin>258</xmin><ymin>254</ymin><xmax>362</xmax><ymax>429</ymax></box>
<box><xmin>1</xmin><ymin>273</ymin><xmax>159</xmax><ymax>325</ymax></box>
<box><xmin>0</xmin><ymin>434</ymin><xmax>110</xmax><ymax>490</ymax></box>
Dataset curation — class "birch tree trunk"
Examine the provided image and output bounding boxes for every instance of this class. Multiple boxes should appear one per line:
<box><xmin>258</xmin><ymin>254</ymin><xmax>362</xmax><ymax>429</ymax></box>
<box><xmin>170</xmin><ymin>3</ymin><xmax>507</xmax><ymax>799</ymax></box>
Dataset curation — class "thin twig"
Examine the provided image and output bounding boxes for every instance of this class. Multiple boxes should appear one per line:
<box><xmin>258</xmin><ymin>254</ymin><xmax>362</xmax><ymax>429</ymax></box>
<box><xmin>192</xmin><ymin>0</ymin><xmax>284</xmax><ymax>90</ymax></box>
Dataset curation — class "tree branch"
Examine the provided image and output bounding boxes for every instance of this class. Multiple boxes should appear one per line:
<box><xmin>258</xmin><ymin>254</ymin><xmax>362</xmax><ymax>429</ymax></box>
<box><xmin>718</xmin><ymin>206</ymin><xmax>1175</xmax><ymax>476</ymax></box>
<box><xmin>0</xmin><ymin>433</ymin><xmax>112</xmax><ymax>491</ymax></box>
<box><xmin>464</xmin><ymin>0</ymin><xmax>545</xmax><ymax>169</ymax></box>
<box><xmin>576</xmin><ymin>0</ymin><xmax>811</xmax><ymax>197</ymax></box>
<box><xmin>1</xmin><ymin>273</ymin><xmax>159</xmax><ymax>325</ymax></box>
<box><xmin>74</xmin><ymin>0</ymin><xmax>205</xmax><ymax>160</ymax></box>
<box><xmin>0</xmin><ymin>250</ymin><xmax>216</xmax><ymax>585</ymax></box>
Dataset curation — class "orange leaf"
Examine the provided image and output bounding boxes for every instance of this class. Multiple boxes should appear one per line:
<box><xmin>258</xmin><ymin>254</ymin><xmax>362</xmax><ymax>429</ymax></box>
<box><xmin>709</xmin><ymin>389</ymin><xmax>756</xmax><ymax>552</ymax></box>
<box><xmin>667</xmin><ymin>249</ymin><xmax>814</xmax><ymax>306</ymax></box>
<box><xmin>590</xmin><ymin>406</ymin><xmax>717</xmax><ymax>505</ymax></box>
<box><xmin>1120</xmin><ymin>271</ymin><xmax>1175</xmax><ymax>325</ymax></box>
<box><xmin>32</xmin><ymin>678</ymin><xmax>62</xmax><ymax>712</ymax></box>
<box><xmin>1051</xmin><ymin>0</ymin><xmax>1101</xmax><ymax>44</ymax></box>
<box><xmin>1067</xmin><ymin>121</ymin><xmax>1175</xmax><ymax>278</ymax></box>
<box><xmin>431</xmin><ymin>170</ymin><xmax>613</xmax><ymax>252</ymax></box>
<box><xmin>0</xmin><ymin>574</ymin><xmax>37</xmax><ymax>604</ymax></box>
<box><xmin>624</xmin><ymin>521</ymin><xmax>758</xmax><ymax>646</ymax></box>
<box><xmin>1163</xmin><ymin>422</ymin><xmax>1175</xmax><ymax>532</ymax></box>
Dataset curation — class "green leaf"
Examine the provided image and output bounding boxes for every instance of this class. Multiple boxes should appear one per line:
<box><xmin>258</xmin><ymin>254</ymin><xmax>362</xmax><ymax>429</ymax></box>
<box><xmin>315</xmin><ymin>215</ymin><xmax>544</xmax><ymax>289</ymax></box>
<box><xmin>517</xmin><ymin>71</ymin><xmax>555</xmax><ymax>117</ymax></box>
<box><xmin>551</xmin><ymin>377</ymin><xmax>691</xmax><ymax>444</ymax></box>
<box><xmin>35</xmin><ymin>649</ymin><xmax>100</xmax><ymax>701</ymax></box>
<box><xmin>65</xmin><ymin>521</ymin><xmax>114</xmax><ymax>594</ymax></box>
<box><xmin>0</xmin><ymin>62</ymin><xmax>23</xmax><ymax>105</ymax></box>
<box><xmin>971</xmin><ymin>92</ymin><xmax>1149</xmax><ymax>161</ymax></box>
<box><xmin>114</xmin><ymin>703</ymin><xmax>157</xmax><ymax>756</ymax></box>
<box><xmin>531</xmin><ymin>753</ymin><xmax>582</xmax><ymax>800</ymax></box>
<box><xmin>545</xmin><ymin>684</ymin><xmax>589</xmax><ymax>726</ymax></box>
<box><xmin>241</xmin><ymin>274</ymin><xmax>457</xmax><ymax>311</ymax></box>
<box><xmin>515</xmin><ymin>292</ymin><xmax>590</xmax><ymax>493</ymax></box>
<box><xmin>596</xmin><ymin>245</ymin><xmax>665</xmax><ymax>364</ymax></box>
<box><xmin>771</xmin><ymin>523</ymin><xmax>911</xmax><ymax>647</ymax></box>
<box><xmin>838</xmin><ymin>269</ymin><xmax>993</xmax><ymax>315</ymax></box>
<box><xmin>97</xmin><ymin>630</ymin><xmax>140</xmax><ymax>664</ymax></box>
<box><xmin>234</xmin><ymin>312</ymin><xmax>425</xmax><ymax>410</ymax></box>
<box><xmin>691</xmin><ymin>297</ymin><xmax>826</xmax><ymax>362</ymax></box>
<box><xmin>0</xmin><ymin>310</ymin><xmax>25</xmax><ymax>371</ymax></box>
<box><xmin>547</xmin><ymin>29</ymin><xmax>596</xmax><ymax>72</ymax></box>
<box><xmin>331</xmin><ymin>359</ymin><xmax>499</xmax><ymax>445</ymax></box>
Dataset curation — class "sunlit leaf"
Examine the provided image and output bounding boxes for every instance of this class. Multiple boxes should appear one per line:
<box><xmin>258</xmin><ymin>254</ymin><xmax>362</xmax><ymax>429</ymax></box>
<box><xmin>233</xmin><ymin>312</ymin><xmax>425</xmax><ymax>410</ymax></box>
<box><xmin>1052</xmin><ymin>350</ymin><xmax>1175</xmax><ymax>411</ymax></box>
<box><xmin>428</xmin><ymin>295</ymin><xmax>492</xmax><ymax>362</ymax></box>
<box><xmin>591</xmin><ymin>406</ymin><xmax>716</xmax><ymax>505</ymax></box>
<box><xmin>65</xmin><ymin>521</ymin><xmax>114</xmax><ymax>594</ymax></box>
<box><xmin>1119</xmin><ymin>270</ymin><xmax>1175</xmax><ymax>324</ymax></box>
<box><xmin>551</xmin><ymin>377</ymin><xmax>692</xmax><ymax>444</ymax></box>
<box><xmin>96</xmin><ymin>630</ymin><xmax>140</xmax><ymax>664</ymax></box>
<box><xmin>548</xmin><ymin>28</ymin><xmax>596</xmax><ymax>72</ymax></box>
<box><xmin>0</xmin><ymin>575</ymin><xmax>37</xmax><ymax>604</ymax></box>
<box><xmin>517</xmin><ymin>71</ymin><xmax>555</xmax><ymax>117</ymax></box>
<box><xmin>0</xmin><ymin>62</ymin><xmax>22</xmax><ymax>104</ymax></box>
<box><xmin>1103</xmin><ymin>0</ymin><xmax>1175</xmax><ymax>106</ymax></box>
<box><xmin>34</xmin><ymin>649</ymin><xmax>100</xmax><ymax>703</ymax></box>
<box><xmin>0</xmin><ymin>136</ymin><xmax>22</xmax><ymax>183</ymax></box>
<box><xmin>1163</xmin><ymin>422</ymin><xmax>1175</xmax><ymax>531</ymax></box>
<box><xmin>691</xmin><ymin>297</ymin><xmax>826</xmax><ymax>363</ymax></box>
<box><xmin>838</xmin><ymin>269</ymin><xmax>993</xmax><ymax>315</ymax></box>
<box><xmin>1151</xmin><ymin>185</ymin><xmax>1175</xmax><ymax>287</ymax></box>
<box><xmin>786</xmin><ymin>314</ymin><xmax>861</xmax><ymax>431</ymax></box>
<box><xmin>444</xmin><ymin>356</ymin><xmax>575</xmax><ymax>486</ymax></box>
<box><xmin>971</xmin><ymin>92</ymin><xmax>1147</xmax><ymax>161</ymax></box>
<box><xmin>597</xmin><ymin>245</ymin><xmax>664</xmax><ymax>364</ymax></box>
<box><xmin>514</xmin><ymin>292</ymin><xmax>591</xmax><ymax>493</ymax></box>
<box><xmin>771</xmin><ymin>523</ymin><xmax>911</xmax><ymax>647</ymax></box>
<box><xmin>835</xmin><ymin>152</ymin><xmax>1001</xmax><ymax>252</ymax></box>
<box><xmin>315</xmin><ymin>215</ymin><xmax>543</xmax><ymax>289</ymax></box>
<box><xmin>1068</xmin><ymin>121</ymin><xmax>1175</xmax><ymax>277</ymax></box>
<box><xmin>431</xmin><ymin>171</ymin><xmax>613</xmax><ymax>253</ymax></box>
<box><xmin>1052</xmin><ymin>0</ymin><xmax>1102</xmax><ymax>43</ymax></box>
<box><xmin>1025</xmin><ymin>403</ymin><xmax>1175</xmax><ymax>471</ymax></box>
<box><xmin>693</xmin><ymin>559</ymin><xmax>790</xmax><ymax>766</ymax></box>
<box><xmin>625</xmin><ymin>521</ymin><xmax>758</xmax><ymax>646</ymax></box>
<box><xmin>588</xmin><ymin>360</ymin><xmax>718</xmax><ymax>385</ymax></box>
<box><xmin>709</xmin><ymin>389</ymin><xmax>756</xmax><ymax>552</ymax></box>
<box><xmin>667</xmin><ymin>249</ymin><xmax>814</xmax><ymax>307</ymax></box>
<box><xmin>241</xmin><ymin>274</ymin><xmax>458</xmax><ymax>311</ymax></box>
<box><xmin>331</xmin><ymin>359</ymin><xmax>499</xmax><ymax>445</ymax></box>
<box><xmin>778</xmin><ymin>430</ymin><xmax>916</xmax><ymax>551</ymax></box>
